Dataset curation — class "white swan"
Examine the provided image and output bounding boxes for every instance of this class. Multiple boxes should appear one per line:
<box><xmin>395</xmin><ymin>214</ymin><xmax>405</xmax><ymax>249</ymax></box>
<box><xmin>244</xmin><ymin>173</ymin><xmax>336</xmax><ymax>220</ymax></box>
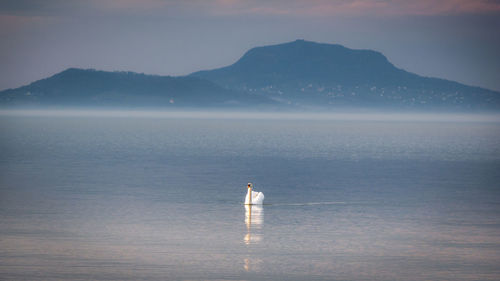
<box><xmin>244</xmin><ymin>183</ymin><xmax>264</xmax><ymax>205</ymax></box>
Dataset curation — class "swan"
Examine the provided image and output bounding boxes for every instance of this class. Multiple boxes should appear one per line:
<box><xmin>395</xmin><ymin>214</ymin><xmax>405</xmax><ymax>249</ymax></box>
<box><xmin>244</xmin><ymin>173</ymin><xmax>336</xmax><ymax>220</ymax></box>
<box><xmin>244</xmin><ymin>183</ymin><xmax>264</xmax><ymax>205</ymax></box>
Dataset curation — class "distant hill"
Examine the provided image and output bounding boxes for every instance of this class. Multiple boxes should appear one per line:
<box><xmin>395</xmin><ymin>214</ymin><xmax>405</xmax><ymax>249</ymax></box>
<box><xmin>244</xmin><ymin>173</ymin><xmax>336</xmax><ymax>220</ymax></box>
<box><xmin>0</xmin><ymin>68</ymin><xmax>273</xmax><ymax>108</ymax></box>
<box><xmin>191</xmin><ymin>40</ymin><xmax>500</xmax><ymax>110</ymax></box>
<box><xmin>2</xmin><ymin>40</ymin><xmax>499</xmax><ymax>110</ymax></box>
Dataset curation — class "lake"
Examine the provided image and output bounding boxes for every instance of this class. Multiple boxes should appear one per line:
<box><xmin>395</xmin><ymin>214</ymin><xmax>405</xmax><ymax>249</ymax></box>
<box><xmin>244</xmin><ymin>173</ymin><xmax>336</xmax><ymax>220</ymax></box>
<box><xmin>1</xmin><ymin>111</ymin><xmax>500</xmax><ymax>280</ymax></box>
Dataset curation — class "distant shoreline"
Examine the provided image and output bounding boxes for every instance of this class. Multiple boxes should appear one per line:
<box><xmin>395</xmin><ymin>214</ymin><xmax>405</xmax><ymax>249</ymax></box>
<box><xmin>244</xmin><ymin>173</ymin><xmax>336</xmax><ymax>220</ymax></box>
<box><xmin>1</xmin><ymin>108</ymin><xmax>499</xmax><ymax>123</ymax></box>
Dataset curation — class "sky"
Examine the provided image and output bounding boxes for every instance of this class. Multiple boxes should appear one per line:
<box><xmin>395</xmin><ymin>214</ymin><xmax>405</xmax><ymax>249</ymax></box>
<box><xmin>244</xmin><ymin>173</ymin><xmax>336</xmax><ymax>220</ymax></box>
<box><xmin>0</xmin><ymin>0</ymin><xmax>499</xmax><ymax>92</ymax></box>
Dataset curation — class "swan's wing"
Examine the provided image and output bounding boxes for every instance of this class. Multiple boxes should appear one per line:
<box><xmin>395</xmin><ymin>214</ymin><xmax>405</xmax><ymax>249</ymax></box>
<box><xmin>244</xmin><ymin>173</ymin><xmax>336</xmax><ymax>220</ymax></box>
<box><xmin>252</xmin><ymin>191</ymin><xmax>265</xmax><ymax>204</ymax></box>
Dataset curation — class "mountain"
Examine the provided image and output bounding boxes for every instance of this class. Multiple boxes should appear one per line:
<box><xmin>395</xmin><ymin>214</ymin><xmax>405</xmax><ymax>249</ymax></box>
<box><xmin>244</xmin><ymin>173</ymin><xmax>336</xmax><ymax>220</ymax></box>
<box><xmin>0</xmin><ymin>68</ymin><xmax>272</xmax><ymax>108</ymax></box>
<box><xmin>2</xmin><ymin>40</ymin><xmax>499</xmax><ymax>110</ymax></box>
<box><xmin>191</xmin><ymin>39</ymin><xmax>500</xmax><ymax>110</ymax></box>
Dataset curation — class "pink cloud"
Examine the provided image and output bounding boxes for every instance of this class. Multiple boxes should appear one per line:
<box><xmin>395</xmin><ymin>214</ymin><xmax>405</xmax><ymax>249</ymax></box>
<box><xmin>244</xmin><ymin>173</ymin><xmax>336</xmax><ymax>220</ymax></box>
<box><xmin>2</xmin><ymin>0</ymin><xmax>499</xmax><ymax>19</ymax></box>
<box><xmin>88</xmin><ymin>0</ymin><xmax>171</xmax><ymax>12</ymax></box>
<box><xmin>387</xmin><ymin>0</ymin><xmax>500</xmax><ymax>15</ymax></box>
<box><xmin>0</xmin><ymin>14</ymin><xmax>56</xmax><ymax>35</ymax></box>
<box><xmin>197</xmin><ymin>0</ymin><xmax>500</xmax><ymax>16</ymax></box>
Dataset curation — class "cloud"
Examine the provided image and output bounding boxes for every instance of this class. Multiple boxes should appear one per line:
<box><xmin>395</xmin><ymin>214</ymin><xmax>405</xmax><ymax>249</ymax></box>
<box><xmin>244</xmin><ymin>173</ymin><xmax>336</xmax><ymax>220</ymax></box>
<box><xmin>2</xmin><ymin>0</ymin><xmax>500</xmax><ymax>18</ymax></box>
<box><xmin>201</xmin><ymin>0</ymin><xmax>500</xmax><ymax>17</ymax></box>
<box><xmin>386</xmin><ymin>0</ymin><xmax>500</xmax><ymax>15</ymax></box>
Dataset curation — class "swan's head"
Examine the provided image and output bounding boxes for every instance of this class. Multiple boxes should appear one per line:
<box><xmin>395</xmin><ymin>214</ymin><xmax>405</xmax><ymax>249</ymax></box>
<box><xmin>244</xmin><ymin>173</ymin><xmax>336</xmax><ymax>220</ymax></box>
<box><xmin>247</xmin><ymin>183</ymin><xmax>253</xmax><ymax>189</ymax></box>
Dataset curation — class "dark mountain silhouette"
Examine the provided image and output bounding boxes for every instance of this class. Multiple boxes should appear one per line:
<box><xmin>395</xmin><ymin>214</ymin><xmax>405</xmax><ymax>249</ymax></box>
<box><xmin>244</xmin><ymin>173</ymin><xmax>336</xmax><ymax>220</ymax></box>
<box><xmin>0</xmin><ymin>68</ymin><xmax>272</xmax><ymax>107</ymax></box>
<box><xmin>191</xmin><ymin>40</ymin><xmax>500</xmax><ymax>110</ymax></box>
<box><xmin>2</xmin><ymin>40</ymin><xmax>499</xmax><ymax>110</ymax></box>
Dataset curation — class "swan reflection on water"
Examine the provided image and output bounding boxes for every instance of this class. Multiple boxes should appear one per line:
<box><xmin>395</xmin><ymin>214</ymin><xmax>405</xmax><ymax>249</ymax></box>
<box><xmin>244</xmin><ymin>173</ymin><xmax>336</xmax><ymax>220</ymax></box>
<box><xmin>244</xmin><ymin>205</ymin><xmax>263</xmax><ymax>245</ymax></box>
<box><xmin>244</xmin><ymin>257</ymin><xmax>263</xmax><ymax>272</ymax></box>
<box><xmin>244</xmin><ymin>205</ymin><xmax>264</xmax><ymax>272</ymax></box>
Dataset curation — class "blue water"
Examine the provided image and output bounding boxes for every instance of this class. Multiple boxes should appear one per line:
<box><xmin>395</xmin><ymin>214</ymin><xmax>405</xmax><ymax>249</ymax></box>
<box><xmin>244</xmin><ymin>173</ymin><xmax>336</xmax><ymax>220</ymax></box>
<box><xmin>1</xmin><ymin>112</ymin><xmax>500</xmax><ymax>280</ymax></box>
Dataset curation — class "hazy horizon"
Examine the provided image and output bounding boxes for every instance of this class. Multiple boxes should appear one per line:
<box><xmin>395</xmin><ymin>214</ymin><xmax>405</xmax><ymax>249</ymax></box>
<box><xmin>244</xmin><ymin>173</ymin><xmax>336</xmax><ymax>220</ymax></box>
<box><xmin>2</xmin><ymin>108</ymin><xmax>500</xmax><ymax>123</ymax></box>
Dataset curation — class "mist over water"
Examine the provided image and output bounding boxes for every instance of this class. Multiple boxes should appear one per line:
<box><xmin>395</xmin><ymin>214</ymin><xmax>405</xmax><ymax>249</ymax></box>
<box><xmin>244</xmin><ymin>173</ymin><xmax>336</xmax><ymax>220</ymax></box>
<box><xmin>2</xmin><ymin>109</ymin><xmax>500</xmax><ymax>122</ymax></box>
<box><xmin>1</xmin><ymin>110</ymin><xmax>499</xmax><ymax>280</ymax></box>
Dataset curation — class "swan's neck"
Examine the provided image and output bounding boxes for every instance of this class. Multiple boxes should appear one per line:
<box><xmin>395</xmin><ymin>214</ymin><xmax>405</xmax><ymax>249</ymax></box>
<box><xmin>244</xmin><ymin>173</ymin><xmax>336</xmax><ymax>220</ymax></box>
<box><xmin>247</xmin><ymin>187</ymin><xmax>252</xmax><ymax>205</ymax></box>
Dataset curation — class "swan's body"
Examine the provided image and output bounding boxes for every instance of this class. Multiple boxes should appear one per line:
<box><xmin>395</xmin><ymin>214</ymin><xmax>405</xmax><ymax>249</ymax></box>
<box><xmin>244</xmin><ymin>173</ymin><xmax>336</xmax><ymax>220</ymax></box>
<box><xmin>244</xmin><ymin>183</ymin><xmax>264</xmax><ymax>205</ymax></box>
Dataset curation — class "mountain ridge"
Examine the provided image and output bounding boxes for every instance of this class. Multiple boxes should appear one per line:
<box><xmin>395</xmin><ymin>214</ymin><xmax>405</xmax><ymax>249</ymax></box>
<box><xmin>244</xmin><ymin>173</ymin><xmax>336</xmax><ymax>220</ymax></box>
<box><xmin>191</xmin><ymin>39</ymin><xmax>500</xmax><ymax>110</ymax></box>
<box><xmin>0</xmin><ymin>68</ymin><xmax>273</xmax><ymax>107</ymax></box>
<box><xmin>1</xmin><ymin>40</ymin><xmax>499</xmax><ymax>110</ymax></box>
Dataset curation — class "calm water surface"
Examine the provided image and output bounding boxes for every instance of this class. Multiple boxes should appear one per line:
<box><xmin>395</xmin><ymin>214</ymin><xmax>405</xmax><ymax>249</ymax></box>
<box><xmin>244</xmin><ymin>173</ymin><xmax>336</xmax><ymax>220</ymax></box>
<box><xmin>1</xmin><ymin>112</ymin><xmax>500</xmax><ymax>280</ymax></box>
